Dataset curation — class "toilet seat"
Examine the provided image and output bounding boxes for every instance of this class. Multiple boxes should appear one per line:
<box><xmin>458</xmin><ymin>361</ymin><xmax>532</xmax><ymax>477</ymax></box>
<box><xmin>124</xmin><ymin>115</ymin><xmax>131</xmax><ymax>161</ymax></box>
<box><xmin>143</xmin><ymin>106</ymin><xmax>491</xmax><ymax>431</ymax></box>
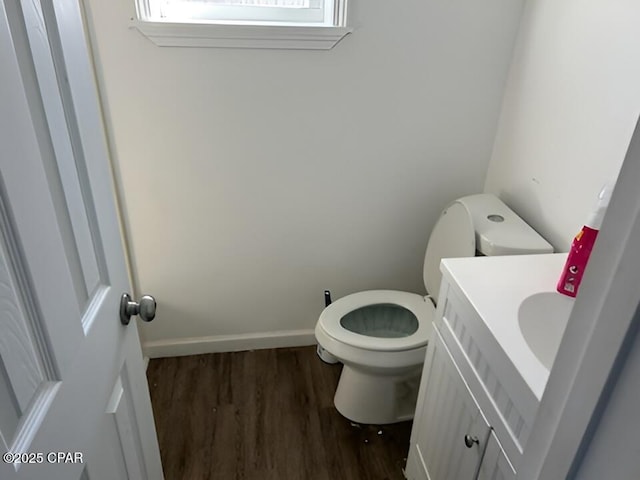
<box><xmin>318</xmin><ymin>290</ymin><xmax>434</xmax><ymax>352</ymax></box>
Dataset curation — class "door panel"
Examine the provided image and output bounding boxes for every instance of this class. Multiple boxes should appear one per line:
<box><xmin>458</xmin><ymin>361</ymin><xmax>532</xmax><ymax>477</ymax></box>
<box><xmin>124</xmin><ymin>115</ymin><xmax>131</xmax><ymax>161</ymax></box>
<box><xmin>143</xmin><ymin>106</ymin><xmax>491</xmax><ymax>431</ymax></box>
<box><xmin>107</xmin><ymin>369</ymin><xmax>148</xmax><ymax>480</ymax></box>
<box><xmin>20</xmin><ymin>0</ymin><xmax>107</xmax><ymax>317</ymax></box>
<box><xmin>0</xmin><ymin>0</ymin><xmax>163</xmax><ymax>478</ymax></box>
<box><xmin>0</xmin><ymin>359</ymin><xmax>21</xmax><ymax>443</ymax></box>
<box><xmin>0</xmin><ymin>203</ymin><xmax>58</xmax><ymax>449</ymax></box>
<box><xmin>0</xmin><ymin>223</ymin><xmax>46</xmax><ymax>413</ymax></box>
<box><xmin>86</xmin><ymin>369</ymin><xmax>149</xmax><ymax>480</ymax></box>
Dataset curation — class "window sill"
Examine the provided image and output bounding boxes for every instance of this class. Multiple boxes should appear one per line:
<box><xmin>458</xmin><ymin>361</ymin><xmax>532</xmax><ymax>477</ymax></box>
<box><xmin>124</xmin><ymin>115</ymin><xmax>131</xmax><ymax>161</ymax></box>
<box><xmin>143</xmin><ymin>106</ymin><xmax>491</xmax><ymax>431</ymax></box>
<box><xmin>130</xmin><ymin>20</ymin><xmax>353</xmax><ymax>50</ymax></box>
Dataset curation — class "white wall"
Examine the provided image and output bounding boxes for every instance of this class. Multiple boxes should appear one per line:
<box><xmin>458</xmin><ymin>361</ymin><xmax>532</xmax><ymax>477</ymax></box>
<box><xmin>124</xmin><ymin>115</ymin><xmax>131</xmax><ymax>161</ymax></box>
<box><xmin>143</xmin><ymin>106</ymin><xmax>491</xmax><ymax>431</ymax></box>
<box><xmin>484</xmin><ymin>0</ymin><xmax>640</xmax><ymax>252</ymax></box>
<box><xmin>83</xmin><ymin>0</ymin><xmax>524</xmax><ymax>353</ymax></box>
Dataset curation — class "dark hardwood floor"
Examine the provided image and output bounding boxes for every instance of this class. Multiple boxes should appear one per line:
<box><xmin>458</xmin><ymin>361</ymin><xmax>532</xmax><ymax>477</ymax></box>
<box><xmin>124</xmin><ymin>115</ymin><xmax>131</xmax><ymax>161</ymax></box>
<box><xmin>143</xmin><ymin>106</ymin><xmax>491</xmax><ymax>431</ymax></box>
<box><xmin>147</xmin><ymin>346</ymin><xmax>412</xmax><ymax>480</ymax></box>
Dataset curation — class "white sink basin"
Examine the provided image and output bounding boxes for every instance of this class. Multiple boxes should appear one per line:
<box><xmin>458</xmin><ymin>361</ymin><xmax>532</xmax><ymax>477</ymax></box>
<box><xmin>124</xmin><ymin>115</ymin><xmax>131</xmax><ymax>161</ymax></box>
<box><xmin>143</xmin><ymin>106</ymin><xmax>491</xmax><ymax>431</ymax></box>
<box><xmin>442</xmin><ymin>253</ymin><xmax>571</xmax><ymax>400</ymax></box>
<box><xmin>518</xmin><ymin>292</ymin><xmax>575</xmax><ymax>370</ymax></box>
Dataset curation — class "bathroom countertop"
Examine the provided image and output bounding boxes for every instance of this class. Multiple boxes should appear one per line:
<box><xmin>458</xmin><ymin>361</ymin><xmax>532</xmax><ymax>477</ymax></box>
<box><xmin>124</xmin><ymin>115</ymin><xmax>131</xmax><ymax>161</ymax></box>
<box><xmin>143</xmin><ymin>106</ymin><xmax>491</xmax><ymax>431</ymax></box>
<box><xmin>440</xmin><ymin>253</ymin><xmax>571</xmax><ymax>400</ymax></box>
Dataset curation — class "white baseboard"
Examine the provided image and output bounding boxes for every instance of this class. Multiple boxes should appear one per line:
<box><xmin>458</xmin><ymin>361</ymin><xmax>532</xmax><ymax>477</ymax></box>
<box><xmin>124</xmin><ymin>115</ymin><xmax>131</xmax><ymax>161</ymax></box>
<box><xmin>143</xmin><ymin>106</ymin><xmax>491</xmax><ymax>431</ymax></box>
<box><xmin>142</xmin><ymin>329</ymin><xmax>317</xmax><ymax>358</ymax></box>
<box><xmin>143</xmin><ymin>356</ymin><xmax>150</xmax><ymax>371</ymax></box>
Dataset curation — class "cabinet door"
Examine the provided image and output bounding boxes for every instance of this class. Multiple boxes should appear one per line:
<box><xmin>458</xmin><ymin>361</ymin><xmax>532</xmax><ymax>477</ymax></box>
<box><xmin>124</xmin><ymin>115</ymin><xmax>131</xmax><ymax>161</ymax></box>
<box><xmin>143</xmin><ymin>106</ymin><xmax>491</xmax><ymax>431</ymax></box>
<box><xmin>477</xmin><ymin>431</ymin><xmax>516</xmax><ymax>480</ymax></box>
<box><xmin>406</xmin><ymin>330</ymin><xmax>491</xmax><ymax>480</ymax></box>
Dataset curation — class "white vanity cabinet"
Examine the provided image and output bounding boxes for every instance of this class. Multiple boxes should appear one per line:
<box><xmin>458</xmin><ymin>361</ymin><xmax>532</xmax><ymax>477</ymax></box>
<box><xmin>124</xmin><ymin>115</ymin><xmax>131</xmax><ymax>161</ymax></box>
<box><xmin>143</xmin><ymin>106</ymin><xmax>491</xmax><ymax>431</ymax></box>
<box><xmin>405</xmin><ymin>256</ymin><xmax>551</xmax><ymax>480</ymax></box>
<box><xmin>405</xmin><ymin>329</ymin><xmax>492</xmax><ymax>480</ymax></box>
<box><xmin>406</xmin><ymin>326</ymin><xmax>517</xmax><ymax>480</ymax></box>
<box><xmin>406</xmin><ymin>254</ymin><xmax>571</xmax><ymax>479</ymax></box>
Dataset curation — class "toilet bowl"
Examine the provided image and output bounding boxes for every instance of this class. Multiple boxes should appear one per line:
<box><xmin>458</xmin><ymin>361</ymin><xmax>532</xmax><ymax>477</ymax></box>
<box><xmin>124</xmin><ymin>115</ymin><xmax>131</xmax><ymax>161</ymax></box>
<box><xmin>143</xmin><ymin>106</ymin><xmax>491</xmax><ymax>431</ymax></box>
<box><xmin>315</xmin><ymin>290</ymin><xmax>435</xmax><ymax>424</ymax></box>
<box><xmin>315</xmin><ymin>194</ymin><xmax>553</xmax><ymax>425</ymax></box>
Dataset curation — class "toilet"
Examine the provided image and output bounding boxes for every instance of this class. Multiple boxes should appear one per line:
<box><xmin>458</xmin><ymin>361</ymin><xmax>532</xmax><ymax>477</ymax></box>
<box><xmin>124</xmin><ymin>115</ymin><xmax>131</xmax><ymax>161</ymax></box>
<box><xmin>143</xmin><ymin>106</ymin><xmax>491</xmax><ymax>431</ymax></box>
<box><xmin>314</xmin><ymin>194</ymin><xmax>553</xmax><ymax>425</ymax></box>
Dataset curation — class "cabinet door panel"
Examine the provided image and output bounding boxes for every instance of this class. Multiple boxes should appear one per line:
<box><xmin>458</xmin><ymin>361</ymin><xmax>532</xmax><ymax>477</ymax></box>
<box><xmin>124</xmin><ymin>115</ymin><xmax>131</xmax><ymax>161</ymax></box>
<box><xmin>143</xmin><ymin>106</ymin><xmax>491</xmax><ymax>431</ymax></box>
<box><xmin>477</xmin><ymin>431</ymin><xmax>516</xmax><ymax>480</ymax></box>
<box><xmin>408</xmin><ymin>330</ymin><xmax>491</xmax><ymax>480</ymax></box>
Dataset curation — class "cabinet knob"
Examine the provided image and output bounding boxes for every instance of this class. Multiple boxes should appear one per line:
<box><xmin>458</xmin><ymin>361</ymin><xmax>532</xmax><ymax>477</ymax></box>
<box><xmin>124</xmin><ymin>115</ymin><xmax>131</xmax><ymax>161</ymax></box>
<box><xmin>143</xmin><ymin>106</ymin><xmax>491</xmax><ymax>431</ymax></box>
<box><xmin>464</xmin><ymin>434</ymin><xmax>479</xmax><ymax>448</ymax></box>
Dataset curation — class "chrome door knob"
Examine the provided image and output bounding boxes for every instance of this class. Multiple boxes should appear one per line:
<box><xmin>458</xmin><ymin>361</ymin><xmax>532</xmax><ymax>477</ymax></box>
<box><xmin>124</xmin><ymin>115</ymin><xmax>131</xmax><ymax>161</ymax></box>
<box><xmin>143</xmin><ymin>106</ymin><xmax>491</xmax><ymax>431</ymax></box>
<box><xmin>464</xmin><ymin>434</ymin><xmax>479</xmax><ymax>448</ymax></box>
<box><xmin>120</xmin><ymin>293</ymin><xmax>156</xmax><ymax>325</ymax></box>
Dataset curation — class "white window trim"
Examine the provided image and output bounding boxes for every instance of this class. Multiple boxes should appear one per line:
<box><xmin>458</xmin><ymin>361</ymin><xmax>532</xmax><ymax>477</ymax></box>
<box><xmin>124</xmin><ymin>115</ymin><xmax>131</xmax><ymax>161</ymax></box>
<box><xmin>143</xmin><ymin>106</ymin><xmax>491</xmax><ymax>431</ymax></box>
<box><xmin>131</xmin><ymin>0</ymin><xmax>352</xmax><ymax>50</ymax></box>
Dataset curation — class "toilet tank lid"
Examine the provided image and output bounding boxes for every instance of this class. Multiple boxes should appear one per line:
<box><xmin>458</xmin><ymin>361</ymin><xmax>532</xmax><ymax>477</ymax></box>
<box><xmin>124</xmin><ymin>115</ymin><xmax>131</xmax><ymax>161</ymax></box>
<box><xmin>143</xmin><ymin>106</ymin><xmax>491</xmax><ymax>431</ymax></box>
<box><xmin>457</xmin><ymin>194</ymin><xmax>554</xmax><ymax>256</ymax></box>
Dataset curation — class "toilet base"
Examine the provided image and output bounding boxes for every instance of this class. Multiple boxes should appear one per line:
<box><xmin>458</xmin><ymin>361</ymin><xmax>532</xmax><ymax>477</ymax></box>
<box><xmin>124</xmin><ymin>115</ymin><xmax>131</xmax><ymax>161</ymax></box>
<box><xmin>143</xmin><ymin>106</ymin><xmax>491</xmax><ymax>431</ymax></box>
<box><xmin>333</xmin><ymin>364</ymin><xmax>423</xmax><ymax>425</ymax></box>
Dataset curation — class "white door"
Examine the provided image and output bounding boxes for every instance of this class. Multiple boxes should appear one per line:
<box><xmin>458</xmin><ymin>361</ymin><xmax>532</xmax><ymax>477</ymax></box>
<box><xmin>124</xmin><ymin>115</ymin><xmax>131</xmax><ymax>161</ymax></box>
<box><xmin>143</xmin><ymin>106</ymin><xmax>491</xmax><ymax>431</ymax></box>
<box><xmin>0</xmin><ymin>0</ymin><xmax>163</xmax><ymax>479</ymax></box>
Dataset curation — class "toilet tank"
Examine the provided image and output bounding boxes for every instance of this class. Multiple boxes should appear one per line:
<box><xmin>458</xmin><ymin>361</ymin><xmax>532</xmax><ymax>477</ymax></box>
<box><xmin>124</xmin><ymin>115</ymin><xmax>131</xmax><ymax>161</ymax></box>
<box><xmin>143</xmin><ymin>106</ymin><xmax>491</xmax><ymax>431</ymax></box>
<box><xmin>457</xmin><ymin>194</ymin><xmax>553</xmax><ymax>256</ymax></box>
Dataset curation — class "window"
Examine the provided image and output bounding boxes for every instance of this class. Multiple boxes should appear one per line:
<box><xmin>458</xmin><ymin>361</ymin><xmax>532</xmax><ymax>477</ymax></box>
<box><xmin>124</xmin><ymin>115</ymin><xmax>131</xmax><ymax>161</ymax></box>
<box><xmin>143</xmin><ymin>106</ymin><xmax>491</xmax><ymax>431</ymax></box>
<box><xmin>132</xmin><ymin>0</ymin><xmax>352</xmax><ymax>49</ymax></box>
<box><xmin>144</xmin><ymin>0</ymin><xmax>333</xmax><ymax>26</ymax></box>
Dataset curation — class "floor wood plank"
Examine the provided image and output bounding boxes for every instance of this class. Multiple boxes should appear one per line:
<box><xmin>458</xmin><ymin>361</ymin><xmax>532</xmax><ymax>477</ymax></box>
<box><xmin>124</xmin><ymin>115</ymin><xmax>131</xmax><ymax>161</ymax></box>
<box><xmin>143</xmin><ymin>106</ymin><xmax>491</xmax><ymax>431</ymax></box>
<box><xmin>147</xmin><ymin>346</ymin><xmax>412</xmax><ymax>480</ymax></box>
